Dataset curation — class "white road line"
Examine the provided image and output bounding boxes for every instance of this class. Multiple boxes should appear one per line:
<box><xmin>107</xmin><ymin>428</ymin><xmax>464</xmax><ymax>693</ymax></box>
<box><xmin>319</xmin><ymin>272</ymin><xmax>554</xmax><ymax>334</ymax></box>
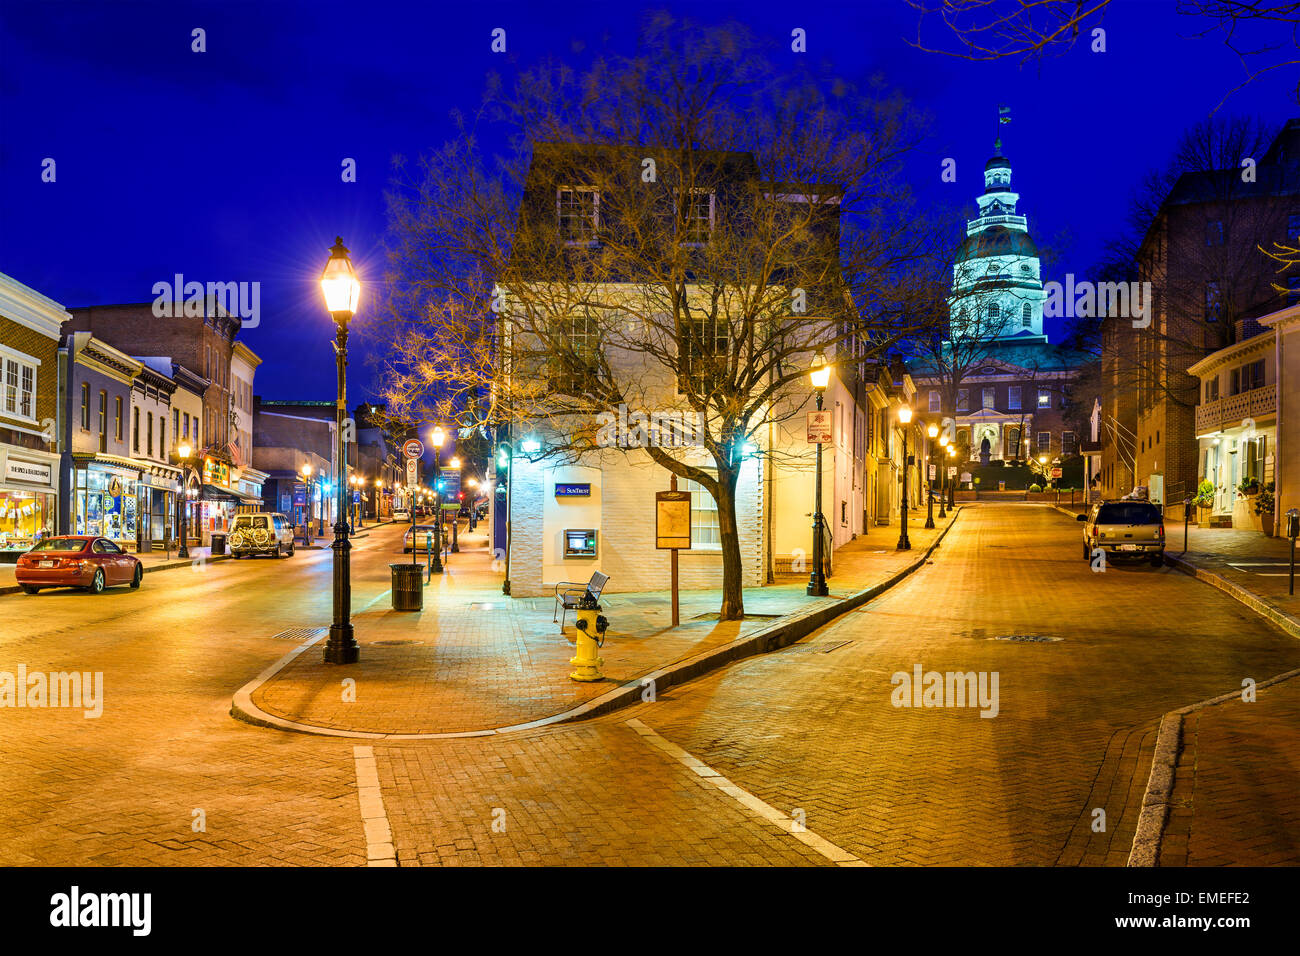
<box><xmin>352</xmin><ymin>745</ymin><xmax>397</xmax><ymax>867</ymax></box>
<box><xmin>625</xmin><ymin>718</ymin><xmax>867</xmax><ymax>866</ymax></box>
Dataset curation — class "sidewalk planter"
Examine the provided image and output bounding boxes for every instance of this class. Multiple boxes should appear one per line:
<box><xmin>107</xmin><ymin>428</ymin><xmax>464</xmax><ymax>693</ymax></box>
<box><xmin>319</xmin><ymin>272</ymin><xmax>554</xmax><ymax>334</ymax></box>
<box><xmin>390</xmin><ymin>563</ymin><xmax>423</xmax><ymax>611</ymax></box>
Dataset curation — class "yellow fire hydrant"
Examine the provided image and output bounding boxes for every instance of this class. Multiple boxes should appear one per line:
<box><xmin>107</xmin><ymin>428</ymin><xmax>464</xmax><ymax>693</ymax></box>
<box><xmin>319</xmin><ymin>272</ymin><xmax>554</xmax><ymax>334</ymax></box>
<box><xmin>569</xmin><ymin>601</ymin><xmax>609</xmax><ymax>682</ymax></box>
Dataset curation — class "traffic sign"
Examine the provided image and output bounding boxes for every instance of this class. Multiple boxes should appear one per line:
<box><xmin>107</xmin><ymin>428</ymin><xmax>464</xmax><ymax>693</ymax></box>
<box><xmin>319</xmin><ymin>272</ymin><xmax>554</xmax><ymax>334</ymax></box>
<box><xmin>405</xmin><ymin>458</ymin><xmax>418</xmax><ymax>489</ymax></box>
<box><xmin>403</xmin><ymin>439</ymin><xmax>424</xmax><ymax>459</ymax></box>
<box><xmin>806</xmin><ymin>410</ymin><xmax>832</xmax><ymax>444</ymax></box>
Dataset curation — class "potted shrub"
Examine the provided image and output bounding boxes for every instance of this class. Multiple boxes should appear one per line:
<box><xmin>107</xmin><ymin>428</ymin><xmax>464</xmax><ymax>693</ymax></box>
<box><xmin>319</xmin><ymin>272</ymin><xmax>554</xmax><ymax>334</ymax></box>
<box><xmin>1028</xmin><ymin>483</ymin><xmax>1043</xmax><ymax>493</ymax></box>
<box><xmin>1193</xmin><ymin>479</ymin><xmax>1216</xmax><ymax>527</ymax></box>
<box><xmin>1255</xmin><ymin>482</ymin><xmax>1276</xmax><ymax>536</ymax></box>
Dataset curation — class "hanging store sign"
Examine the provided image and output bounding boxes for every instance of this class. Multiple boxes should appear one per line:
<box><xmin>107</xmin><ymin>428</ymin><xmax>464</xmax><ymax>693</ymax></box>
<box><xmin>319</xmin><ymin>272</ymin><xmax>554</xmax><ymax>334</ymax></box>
<box><xmin>4</xmin><ymin>459</ymin><xmax>51</xmax><ymax>485</ymax></box>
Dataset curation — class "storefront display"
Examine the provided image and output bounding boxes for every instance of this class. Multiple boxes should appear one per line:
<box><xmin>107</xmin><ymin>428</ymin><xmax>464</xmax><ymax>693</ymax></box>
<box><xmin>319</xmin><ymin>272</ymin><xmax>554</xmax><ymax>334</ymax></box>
<box><xmin>73</xmin><ymin>463</ymin><xmax>140</xmax><ymax>550</ymax></box>
<box><xmin>0</xmin><ymin>490</ymin><xmax>54</xmax><ymax>554</ymax></box>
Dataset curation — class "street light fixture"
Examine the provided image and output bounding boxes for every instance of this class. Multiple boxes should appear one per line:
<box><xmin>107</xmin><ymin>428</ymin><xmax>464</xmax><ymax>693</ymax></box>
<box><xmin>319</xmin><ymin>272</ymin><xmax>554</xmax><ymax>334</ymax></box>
<box><xmin>897</xmin><ymin>403</ymin><xmax>913</xmax><ymax>551</ymax></box>
<box><xmin>807</xmin><ymin>352</ymin><xmax>830</xmax><ymax>597</ymax></box>
<box><xmin>300</xmin><ymin>463</ymin><xmax>314</xmax><ymax>546</ymax></box>
<box><xmin>320</xmin><ymin>236</ymin><xmax>361</xmax><ymax>666</ymax></box>
<box><xmin>937</xmin><ymin>436</ymin><xmax>949</xmax><ymax>519</ymax></box>
<box><xmin>925</xmin><ymin>422</ymin><xmax>939</xmax><ymax>529</ymax></box>
<box><xmin>947</xmin><ymin>446</ymin><xmax>957</xmax><ymax>509</ymax></box>
<box><xmin>429</xmin><ymin>426</ymin><xmax>446</xmax><ymax>573</ymax></box>
<box><xmin>176</xmin><ymin>441</ymin><xmax>195</xmax><ymax>558</ymax></box>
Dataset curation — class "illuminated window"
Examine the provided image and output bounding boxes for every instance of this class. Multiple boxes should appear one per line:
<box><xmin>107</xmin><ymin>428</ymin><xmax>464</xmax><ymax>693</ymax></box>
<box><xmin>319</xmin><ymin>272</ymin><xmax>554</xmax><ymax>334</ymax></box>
<box><xmin>682</xmin><ymin>477</ymin><xmax>720</xmax><ymax>549</ymax></box>
<box><xmin>556</xmin><ymin>187</ymin><xmax>599</xmax><ymax>243</ymax></box>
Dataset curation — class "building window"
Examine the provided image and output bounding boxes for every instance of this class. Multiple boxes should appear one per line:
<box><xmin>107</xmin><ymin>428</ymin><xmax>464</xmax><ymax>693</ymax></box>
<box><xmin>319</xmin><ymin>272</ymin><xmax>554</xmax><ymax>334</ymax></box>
<box><xmin>160</xmin><ymin>419</ymin><xmax>166</xmax><ymax>459</ymax></box>
<box><xmin>114</xmin><ymin>396</ymin><xmax>123</xmax><ymax>441</ymax></box>
<box><xmin>550</xmin><ymin>311</ymin><xmax>601</xmax><ymax>395</ymax></box>
<box><xmin>1205</xmin><ymin>281</ymin><xmax>1222</xmax><ymax>321</ymax></box>
<box><xmin>987</xmin><ymin>301</ymin><xmax>1001</xmax><ymax>322</ymax></box>
<box><xmin>1205</xmin><ymin>377</ymin><xmax>1219</xmax><ymax>401</ymax></box>
<box><xmin>1245</xmin><ymin>358</ymin><xmax>1265</xmax><ymax>390</ymax></box>
<box><xmin>928</xmin><ymin>390</ymin><xmax>940</xmax><ymax>413</ymax></box>
<box><xmin>682</xmin><ymin>478</ymin><xmax>721</xmax><ymax>549</ymax></box>
<box><xmin>81</xmin><ymin>382</ymin><xmax>89</xmax><ymax>430</ymax></box>
<box><xmin>982</xmin><ymin>387</ymin><xmax>995</xmax><ymax>409</ymax></box>
<box><xmin>1037</xmin><ymin>388</ymin><xmax>1051</xmax><ymax>408</ymax></box>
<box><xmin>99</xmin><ymin>391</ymin><xmax>107</xmax><ymax>442</ymax></box>
<box><xmin>1289</xmin><ymin>212</ymin><xmax>1300</xmax><ymax>240</ymax></box>
<box><xmin>133</xmin><ymin>407</ymin><xmax>140</xmax><ymax>451</ymax></box>
<box><xmin>147</xmin><ymin>413</ymin><xmax>154</xmax><ymax>457</ymax></box>
<box><xmin>1036</xmin><ymin>431</ymin><xmax>1050</xmax><ymax>453</ymax></box>
<box><xmin>677</xmin><ymin>189</ymin><xmax>714</xmax><ymax>245</ymax></box>
<box><xmin>680</xmin><ymin>316</ymin><xmax>727</xmax><ymax>395</ymax></box>
<box><xmin>1008</xmin><ymin>386</ymin><xmax>1021</xmax><ymax>410</ymax></box>
<box><xmin>556</xmin><ymin>187</ymin><xmax>599</xmax><ymax>243</ymax></box>
<box><xmin>957</xmin><ymin>389</ymin><xmax>969</xmax><ymax>412</ymax></box>
<box><xmin>1205</xmin><ymin>220</ymin><xmax>1224</xmax><ymax>246</ymax></box>
<box><xmin>2</xmin><ymin>355</ymin><xmax>37</xmax><ymax>420</ymax></box>
<box><xmin>1021</xmin><ymin>302</ymin><xmax>1032</xmax><ymax>327</ymax></box>
<box><xmin>1062</xmin><ymin>431</ymin><xmax>1076</xmax><ymax>455</ymax></box>
<box><xmin>1006</xmin><ymin>428</ymin><xmax>1020</xmax><ymax>457</ymax></box>
<box><xmin>174</xmin><ymin>408</ymin><xmax>180</xmax><ymax>443</ymax></box>
<box><xmin>1230</xmin><ymin>367</ymin><xmax>1241</xmax><ymax>395</ymax></box>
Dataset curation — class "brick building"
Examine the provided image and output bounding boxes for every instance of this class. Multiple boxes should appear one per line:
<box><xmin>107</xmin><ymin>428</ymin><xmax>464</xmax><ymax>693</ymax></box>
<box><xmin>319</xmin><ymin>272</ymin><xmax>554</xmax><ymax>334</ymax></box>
<box><xmin>1100</xmin><ymin>118</ymin><xmax>1300</xmax><ymax>510</ymax></box>
<box><xmin>0</xmin><ymin>273</ymin><xmax>68</xmax><ymax>558</ymax></box>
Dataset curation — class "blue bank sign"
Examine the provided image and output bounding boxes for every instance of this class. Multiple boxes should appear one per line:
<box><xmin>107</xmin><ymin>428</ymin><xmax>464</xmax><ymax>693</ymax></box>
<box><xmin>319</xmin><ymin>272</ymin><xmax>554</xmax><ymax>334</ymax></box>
<box><xmin>555</xmin><ymin>483</ymin><xmax>591</xmax><ymax>497</ymax></box>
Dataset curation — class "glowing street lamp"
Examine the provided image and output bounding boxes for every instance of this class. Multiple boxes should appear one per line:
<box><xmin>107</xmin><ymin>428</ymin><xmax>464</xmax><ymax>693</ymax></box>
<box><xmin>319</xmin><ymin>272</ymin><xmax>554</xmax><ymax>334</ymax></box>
<box><xmin>428</xmin><ymin>427</ymin><xmax>446</xmax><ymax>574</ymax></box>
<box><xmin>897</xmin><ymin>403</ymin><xmax>913</xmax><ymax>551</ymax></box>
<box><xmin>176</xmin><ymin>441</ymin><xmax>197</xmax><ymax>558</ymax></box>
<box><xmin>925</xmin><ymin>422</ymin><xmax>939</xmax><ymax>529</ymax></box>
<box><xmin>320</xmin><ymin>237</ymin><xmax>361</xmax><ymax>665</ymax></box>
<box><xmin>300</xmin><ymin>463</ymin><xmax>314</xmax><ymax>546</ymax></box>
<box><xmin>807</xmin><ymin>352</ymin><xmax>831</xmax><ymax>597</ymax></box>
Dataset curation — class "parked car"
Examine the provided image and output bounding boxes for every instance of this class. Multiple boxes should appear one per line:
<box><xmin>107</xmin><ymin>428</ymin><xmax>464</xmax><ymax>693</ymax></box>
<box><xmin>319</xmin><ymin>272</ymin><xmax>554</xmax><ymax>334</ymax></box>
<box><xmin>392</xmin><ymin>509</ymin><xmax>410</xmax><ymax>521</ymax></box>
<box><xmin>15</xmin><ymin>535</ymin><xmax>143</xmax><ymax>594</ymax></box>
<box><xmin>229</xmin><ymin>513</ymin><xmax>296</xmax><ymax>558</ymax></box>
<box><xmin>403</xmin><ymin>524</ymin><xmax>439</xmax><ymax>553</ymax></box>
<box><xmin>1079</xmin><ymin>500</ymin><xmax>1165</xmax><ymax>566</ymax></box>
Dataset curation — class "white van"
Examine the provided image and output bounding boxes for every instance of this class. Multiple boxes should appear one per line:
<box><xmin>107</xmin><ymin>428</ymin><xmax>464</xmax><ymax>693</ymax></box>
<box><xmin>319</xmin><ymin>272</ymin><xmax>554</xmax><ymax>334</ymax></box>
<box><xmin>229</xmin><ymin>513</ymin><xmax>296</xmax><ymax>558</ymax></box>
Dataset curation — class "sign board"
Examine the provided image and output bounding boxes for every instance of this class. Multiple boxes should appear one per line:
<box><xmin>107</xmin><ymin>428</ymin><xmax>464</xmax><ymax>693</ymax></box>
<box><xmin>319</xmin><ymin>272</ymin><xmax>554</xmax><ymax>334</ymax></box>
<box><xmin>4</xmin><ymin>458</ymin><xmax>52</xmax><ymax>485</ymax></box>
<box><xmin>1051</xmin><ymin>467</ymin><xmax>1063</xmax><ymax>479</ymax></box>
<box><xmin>655</xmin><ymin>490</ymin><xmax>692</xmax><ymax>550</ymax></box>
<box><xmin>555</xmin><ymin>483</ymin><xmax>591</xmax><ymax>497</ymax></box>
<box><xmin>403</xmin><ymin>439</ymin><xmax>424</xmax><ymax>459</ymax></box>
<box><xmin>806</xmin><ymin>410</ymin><xmax>832</xmax><ymax>444</ymax></box>
<box><xmin>960</xmin><ymin>472</ymin><xmax>972</xmax><ymax>484</ymax></box>
<box><xmin>948</xmin><ymin>467</ymin><xmax>957</xmax><ymax>478</ymax></box>
<box><xmin>292</xmin><ymin>490</ymin><xmax>306</xmax><ymax>507</ymax></box>
<box><xmin>440</xmin><ymin>471</ymin><xmax>461</xmax><ymax>499</ymax></box>
<box><xmin>928</xmin><ymin>464</ymin><xmax>936</xmax><ymax>480</ymax></box>
<box><xmin>406</xmin><ymin>458</ymin><xmax>418</xmax><ymax>489</ymax></box>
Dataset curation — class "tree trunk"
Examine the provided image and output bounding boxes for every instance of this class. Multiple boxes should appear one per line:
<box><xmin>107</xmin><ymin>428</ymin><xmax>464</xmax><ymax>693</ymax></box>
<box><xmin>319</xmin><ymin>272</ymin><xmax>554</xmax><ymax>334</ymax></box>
<box><xmin>715</xmin><ymin>465</ymin><xmax>745</xmax><ymax>620</ymax></box>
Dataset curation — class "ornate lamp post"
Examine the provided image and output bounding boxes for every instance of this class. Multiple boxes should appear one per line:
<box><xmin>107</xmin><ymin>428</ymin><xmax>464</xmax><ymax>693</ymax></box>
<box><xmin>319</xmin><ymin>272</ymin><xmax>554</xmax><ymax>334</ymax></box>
<box><xmin>807</xmin><ymin>352</ymin><xmax>831</xmax><ymax>597</ymax></box>
<box><xmin>176</xmin><ymin>442</ymin><xmax>196</xmax><ymax>558</ymax></box>
<box><xmin>897</xmin><ymin>403</ymin><xmax>913</xmax><ymax>551</ymax></box>
<box><xmin>947</xmin><ymin>446</ymin><xmax>957</xmax><ymax>508</ymax></box>
<box><xmin>320</xmin><ymin>237</ymin><xmax>361</xmax><ymax>666</ymax></box>
<box><xmin>429</xmin><ymin>426</ymin><xmax>445</xmax><ymax>573</ymax></box>
<box><xmin>300</xmin><ymin>463</ymin><xmax>314</xmax><ymax>546</ymax></box>
<box><xmin>925</xmin><ymin>422</ymin><xmax>939</xmax><ymax>529</ymax></box>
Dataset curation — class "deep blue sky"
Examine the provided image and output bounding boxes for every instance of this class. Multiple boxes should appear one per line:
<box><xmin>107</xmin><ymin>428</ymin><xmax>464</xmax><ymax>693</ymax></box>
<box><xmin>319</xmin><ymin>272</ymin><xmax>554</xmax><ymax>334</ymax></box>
<box><xmin>1</xmin><ymin>0</ymin><xmax>1295</xmax><ymax>402</ymax></box>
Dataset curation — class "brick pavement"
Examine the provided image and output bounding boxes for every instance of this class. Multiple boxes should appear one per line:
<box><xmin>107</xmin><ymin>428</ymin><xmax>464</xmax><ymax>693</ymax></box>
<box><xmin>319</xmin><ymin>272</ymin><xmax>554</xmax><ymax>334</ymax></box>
<box><xmin>1160</xmin><ymin>672</ymin><xmax>1300</xmax><ymax>866</ymax></box>
<box><xmin>247</xmin><ymin>514</ymin><xmax>957</xmax><ymax>735</ymax></box>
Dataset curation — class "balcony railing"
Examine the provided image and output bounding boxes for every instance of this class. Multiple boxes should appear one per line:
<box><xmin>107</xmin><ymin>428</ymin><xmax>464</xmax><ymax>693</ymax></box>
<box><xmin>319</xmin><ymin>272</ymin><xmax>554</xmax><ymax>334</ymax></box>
<box><xmin>1195</xmin><ymin>382</ymin><xmax>1276</xmax><ymax>434</ymax></box>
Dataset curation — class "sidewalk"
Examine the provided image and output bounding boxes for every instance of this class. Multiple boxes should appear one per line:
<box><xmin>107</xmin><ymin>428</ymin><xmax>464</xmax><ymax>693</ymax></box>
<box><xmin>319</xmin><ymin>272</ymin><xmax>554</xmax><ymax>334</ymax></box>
<box><xmin>239</xmin><ymin>511</ymin><xmax>961</xmax><ymax>737</ymax></box>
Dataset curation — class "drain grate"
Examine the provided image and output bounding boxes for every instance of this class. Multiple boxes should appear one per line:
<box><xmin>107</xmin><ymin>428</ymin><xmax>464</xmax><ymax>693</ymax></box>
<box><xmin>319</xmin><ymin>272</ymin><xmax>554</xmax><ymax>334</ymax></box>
<box><xmin>994</xmin><ymin>634</ymin><xmax>1063</xmax><ymax>643</ymax></box>
<box><xmin>270</xmin><ymin>627</ymin><xmax>326</xmax><ymax>642</ymax></box>
<box><xmin>786</xmin><ymin>640</ymin><xmax>853</xmax><ymax>654</ymax></box>
<box><xmin>371</xmin><ymin>639</ymin><xmax>424</xmax><ymax>646</ymax></box>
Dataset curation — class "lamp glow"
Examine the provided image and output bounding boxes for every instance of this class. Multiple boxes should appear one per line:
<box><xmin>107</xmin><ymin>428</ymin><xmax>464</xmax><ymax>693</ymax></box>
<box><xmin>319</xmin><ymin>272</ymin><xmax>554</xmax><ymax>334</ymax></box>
<box><xmin>898</xmin><ymin>404</ymin><xmax>913</xmax><ymax>425</ymax></box>
<box><xmin>320</xmin><ymin>237</ymin><xmax>361</xmax><ymax>315</ymax></box>
<box><xmin>809</xmin><ymin>352</ymin><xmax>831</xmax><ymax>390</ymax></box>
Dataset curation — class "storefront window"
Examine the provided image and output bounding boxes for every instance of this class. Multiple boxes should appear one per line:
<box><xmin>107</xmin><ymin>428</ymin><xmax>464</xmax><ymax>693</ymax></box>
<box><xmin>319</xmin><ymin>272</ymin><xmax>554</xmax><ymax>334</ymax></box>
<box><xmin>0</xmin><ymin>490</ymin><xmax>54</xmax><ymax>553</ymax></box>
<box><xmin>75</xmin><ymin>465</ymin><xmax>139</xmax><ymax>547</ymax></box>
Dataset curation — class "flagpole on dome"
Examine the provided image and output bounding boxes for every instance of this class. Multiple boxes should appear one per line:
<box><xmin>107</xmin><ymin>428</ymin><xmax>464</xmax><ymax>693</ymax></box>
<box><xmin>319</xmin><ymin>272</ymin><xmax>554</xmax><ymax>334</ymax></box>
<box><xmin>997</xmin><ymin>104</ymin><xmax>1011</xmax><ymax>153</ymax></box>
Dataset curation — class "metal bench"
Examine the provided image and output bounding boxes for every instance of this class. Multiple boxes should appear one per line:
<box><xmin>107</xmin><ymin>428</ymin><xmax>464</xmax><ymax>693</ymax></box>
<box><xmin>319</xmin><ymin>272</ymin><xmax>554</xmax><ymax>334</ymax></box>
<box><xmin>554</xmin><ymin>571</ymin><xmax>610</xmax><ymax>630</ymax></box>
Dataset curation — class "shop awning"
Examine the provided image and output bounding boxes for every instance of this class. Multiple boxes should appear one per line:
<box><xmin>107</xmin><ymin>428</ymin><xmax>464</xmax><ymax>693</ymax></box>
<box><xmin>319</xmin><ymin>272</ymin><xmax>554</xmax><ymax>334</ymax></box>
<box><xmin>199</xmin><ymin>484</ymin><xmax>264</xmax><ymax>505</ymax></box>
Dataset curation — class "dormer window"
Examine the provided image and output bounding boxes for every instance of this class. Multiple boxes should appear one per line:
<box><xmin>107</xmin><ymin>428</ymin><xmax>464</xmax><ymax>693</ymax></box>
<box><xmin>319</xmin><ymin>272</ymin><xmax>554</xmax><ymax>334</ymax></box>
<box><xmin>557</xmin><ymin>187</ymin><xmax>599</xmax><ymax>244</ymax></box>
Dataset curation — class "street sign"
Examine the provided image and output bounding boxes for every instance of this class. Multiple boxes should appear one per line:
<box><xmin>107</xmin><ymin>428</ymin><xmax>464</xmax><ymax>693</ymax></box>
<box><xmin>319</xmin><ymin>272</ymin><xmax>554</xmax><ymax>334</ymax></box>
<box><xmin>948</xmin><ymin>466</ymin><xmax>957</xmax><ymax>478</ymax></box>
<box><xmin>960</xmin><ymin>472</ymin><xmax>972</xmax><ymax>484</ymax></box>
<box><xmin>403</xmin><ymin>439</ymin><xmax>424</xmax><ymax>459</ymax></box>
<box><xmin>405</xmin><ymin>458</ymin><xmax>418</xmax><ymax>489</ymax></box>
<box><xmin>806</xmin><ymin>410</ymin><xmax>832</xmax><ymax>444</ymax></box>
<box><xmin>655</xmin><ymin>490</ymin><xmax>692</xmax><ymax>549</ymax></box>
<box><xmin>928</xmin><ymin>464</ymin><xmax>936</xmax><ymax>480</ymax></box>
<box><xmin>1051</xmin><ymin>467</ymin><xmax>1063</xmax><ymax>479</ymax></box>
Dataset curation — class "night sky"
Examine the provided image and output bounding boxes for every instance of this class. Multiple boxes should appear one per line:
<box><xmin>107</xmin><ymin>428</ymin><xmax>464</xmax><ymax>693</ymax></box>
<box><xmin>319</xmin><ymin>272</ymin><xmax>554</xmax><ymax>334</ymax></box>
<box><xmin>1</xmin><ymin>1</ymin><xmax>1295</xmax><ymax>403</ymax></box>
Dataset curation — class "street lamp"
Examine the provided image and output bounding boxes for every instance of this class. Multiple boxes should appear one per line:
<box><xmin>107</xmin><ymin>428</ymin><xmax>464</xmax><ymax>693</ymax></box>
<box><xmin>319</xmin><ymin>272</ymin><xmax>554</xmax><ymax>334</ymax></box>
<box><xmin>320</xmin><ymin>236</ymin><xmax>361</xmax><ymax>666</ymax></box>
<box><xmin>897</xmin><ymin>403</ymin><xmax>913</xmax><ymax>551</ymax></box>
<box><xmin>807</xmin><ymin>352</ymin><xmax>831</xmax><ymax>597</ymax></box>
<box><xmin>947</xmin><ymin>446</ymin><xmax>957</xmax><ymax>508</ymax></box>
<box><xmin>176</xmin><ymin>441</ymin><xmax>196</xmax><ymax>558</ymax></box>
<box><xmin>300</xmin><ymin>463</ymin><xmax>313</xmax><ymax>546</ymax></box>
<box><xmin>429</xmin><ymin>425</ymin><xmax>445</xmax><ymax>573</ymax></box>
<box><xmin>924</xmin><ymin>422</ymin><xmax>939</xmax><ymax>529</ymax></box>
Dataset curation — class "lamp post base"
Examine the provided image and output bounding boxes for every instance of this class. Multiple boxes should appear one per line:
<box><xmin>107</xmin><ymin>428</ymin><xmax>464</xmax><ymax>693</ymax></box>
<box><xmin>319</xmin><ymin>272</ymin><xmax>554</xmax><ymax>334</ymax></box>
<box><xmin>323</xmin><ymin>625</ymin><xmax>359</xmax><ymax>664</ymax></box>
<box><xmin>806</xmin><ymin>575</ymin><xmax>828</xmax><ymax>597</ymax></box>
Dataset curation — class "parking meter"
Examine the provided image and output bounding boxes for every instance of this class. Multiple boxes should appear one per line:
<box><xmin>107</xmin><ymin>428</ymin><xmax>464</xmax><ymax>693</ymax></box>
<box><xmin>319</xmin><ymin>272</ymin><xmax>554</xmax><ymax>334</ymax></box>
<box><xmin>1288</xmin><ymin>509</ymin><xmax>1299</xmax><ymax>597</ymax></box>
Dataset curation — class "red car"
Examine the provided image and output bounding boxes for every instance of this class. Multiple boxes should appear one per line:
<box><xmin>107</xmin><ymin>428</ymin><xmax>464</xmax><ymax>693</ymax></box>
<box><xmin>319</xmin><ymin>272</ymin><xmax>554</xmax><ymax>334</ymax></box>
<box><xmin>15</xmin><ymin>535</ymin><xmax>144</xmax><ymax>594</ymax></box>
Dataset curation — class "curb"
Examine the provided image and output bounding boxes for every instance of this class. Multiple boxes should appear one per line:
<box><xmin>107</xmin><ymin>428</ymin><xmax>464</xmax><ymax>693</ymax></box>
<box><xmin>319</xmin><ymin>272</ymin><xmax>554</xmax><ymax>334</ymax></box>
<box><xmin>230</xmin><ymin>509</ymin><xmax>966</xmax><ymax>739</ymax></box>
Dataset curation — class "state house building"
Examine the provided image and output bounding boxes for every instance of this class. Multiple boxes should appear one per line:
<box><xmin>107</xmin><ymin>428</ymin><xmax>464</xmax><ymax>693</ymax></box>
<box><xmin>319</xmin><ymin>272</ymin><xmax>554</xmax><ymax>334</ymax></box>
<box><xmin>911</xmin><ymin>136</ymin><xmax>1089</xmax><ymax>470</ymax></box>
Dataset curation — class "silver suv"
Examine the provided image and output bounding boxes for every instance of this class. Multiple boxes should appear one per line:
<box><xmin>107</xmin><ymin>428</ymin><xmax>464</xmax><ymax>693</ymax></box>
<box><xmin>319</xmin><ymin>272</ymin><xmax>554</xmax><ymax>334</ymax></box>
<box><xmin>1079</xmin><ymin>500</ymin><xmax>1165</xmax><ymax>567</ymax></box>
<box><xmin>229</xmin><ymin>513</ymin><xmax>296</xmax><ymax>559</ymax></box>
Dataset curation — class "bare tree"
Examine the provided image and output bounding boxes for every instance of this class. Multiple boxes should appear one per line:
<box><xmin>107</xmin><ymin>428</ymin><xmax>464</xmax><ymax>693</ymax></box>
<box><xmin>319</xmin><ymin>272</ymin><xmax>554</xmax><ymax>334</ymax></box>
<box><xmin>906</xmin><ymin>0</ymin><xmax>1300</xmax><ymax>108</ymax></box>
<box><xmin>371</xmin><ymin>14</ymin><xmax>942</xmax><ymax>619</ymax></box>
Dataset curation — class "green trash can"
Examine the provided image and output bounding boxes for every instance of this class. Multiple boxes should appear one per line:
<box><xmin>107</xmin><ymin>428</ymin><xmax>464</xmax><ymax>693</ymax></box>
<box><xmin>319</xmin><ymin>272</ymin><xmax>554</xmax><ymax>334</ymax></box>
<box><xmin>390</xmin><ymin>563</ymin><xmax>423</xmax><ymax>611</ymax></box>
